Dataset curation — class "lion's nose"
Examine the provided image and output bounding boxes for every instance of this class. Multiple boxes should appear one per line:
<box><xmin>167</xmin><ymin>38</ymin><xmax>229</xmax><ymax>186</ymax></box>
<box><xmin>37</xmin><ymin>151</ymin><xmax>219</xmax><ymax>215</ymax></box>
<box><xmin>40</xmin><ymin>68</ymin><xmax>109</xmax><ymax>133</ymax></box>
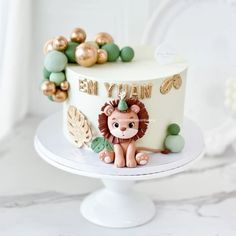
<box><xmin>120</xmin><ymin>127</ymin><xmax>126</xmax><ymax>131</ymax></box>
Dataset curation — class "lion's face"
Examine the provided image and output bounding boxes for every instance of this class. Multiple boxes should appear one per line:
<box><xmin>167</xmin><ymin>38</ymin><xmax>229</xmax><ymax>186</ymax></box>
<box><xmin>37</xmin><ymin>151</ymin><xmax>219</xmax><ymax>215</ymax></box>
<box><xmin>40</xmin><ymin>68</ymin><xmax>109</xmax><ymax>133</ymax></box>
<box><xmin>107</xmin><ymin>109</ymin><xmax>139</xmax><ymax>139</ymax></box>
<box><xmin>98</xmin><ymin>98</ymin><xmax>149</xmax><ymax>144</ymax></box>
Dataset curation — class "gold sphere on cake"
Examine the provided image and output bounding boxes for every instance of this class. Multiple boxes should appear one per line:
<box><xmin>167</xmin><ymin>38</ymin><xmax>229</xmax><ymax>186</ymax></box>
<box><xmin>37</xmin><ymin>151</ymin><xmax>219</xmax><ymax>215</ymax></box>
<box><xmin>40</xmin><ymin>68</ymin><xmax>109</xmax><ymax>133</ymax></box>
<box><xmin>41</xmin><ymin>81</ymin><xmax>56</xmax><ymax>96</ymax></box>
<box><xmin>75</xmin><ymin>42</ymin><xmax>98</xmax><ymax>67</ymax></box>
<box><xmin>60</xmin><ymin>81</ymin><xmax>70</xmax><ymax>91</ymax></box>
<box><xmin>52</xmin><ymin>36</ymin><xmax>68</xmax><ymax>51</ymax></box>
<box><xmin>97</xmin><ymin>49</ymin><xmax>108</xmax><ymax>64</ymax></box>
<box><xmin>70</xmin><ymin>28</ymin><xmax>86</xmax><ymax>43</ymax></box>
<box><xmin>94</xmin><ymin>32</ymin><xmax>114</xmax><ymax>46</ymax></box>
<box><xmin>52</xmin><ymin>89</ymin><xmax>68</xmax><ymax>102</ymax></box>
<box><xmin>86</xmin><ymin>41</ymin><xmax>99</xmax><ymax>49</ymax></box>
<box><xmin>43</xmin><ymin>39</ymin><xmax>54</xmax><ymax>54</ymax></box>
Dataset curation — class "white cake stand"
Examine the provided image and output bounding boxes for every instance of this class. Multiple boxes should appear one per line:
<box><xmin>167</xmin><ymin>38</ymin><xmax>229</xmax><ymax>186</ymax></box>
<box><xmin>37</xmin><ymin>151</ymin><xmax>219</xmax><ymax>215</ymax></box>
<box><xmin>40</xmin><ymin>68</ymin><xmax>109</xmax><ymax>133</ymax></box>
<box><xmin>34</xmin><ymin>113</ymin><xmax>204</xmax><ymax>228</ymax></box>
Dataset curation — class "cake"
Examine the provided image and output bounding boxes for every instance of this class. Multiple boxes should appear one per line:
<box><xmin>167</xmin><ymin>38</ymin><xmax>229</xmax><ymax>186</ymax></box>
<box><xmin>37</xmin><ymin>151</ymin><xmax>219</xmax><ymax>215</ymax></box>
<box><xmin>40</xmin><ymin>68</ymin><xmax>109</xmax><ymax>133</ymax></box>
<box><xmin>41</xmin><ymin>28</ymin><xmax>187</xmax><ymax>168</ymax></box>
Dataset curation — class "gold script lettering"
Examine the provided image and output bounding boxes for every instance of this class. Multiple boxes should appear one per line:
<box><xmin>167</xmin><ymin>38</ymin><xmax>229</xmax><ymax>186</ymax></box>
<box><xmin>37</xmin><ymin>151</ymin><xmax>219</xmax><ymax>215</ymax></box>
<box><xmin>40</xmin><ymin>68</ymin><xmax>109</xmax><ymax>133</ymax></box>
<box><xmin>140</xmin><ymin>84</ymin><xmax>152</xmax><ymax>99</ymax></box>
<box><xmin>130</xmin><ymin>84</ymin><xmax>139</xmax><ymax>98</ymax></box>
<box><xmin>104</xmin><ymin>82</ymin><xmax>115</xmax><ymax>97</ymax></box>
<box><xmin>79</xmin><ymin>78</ymin><xmax>97</xmax><ymax>95</ymax></box>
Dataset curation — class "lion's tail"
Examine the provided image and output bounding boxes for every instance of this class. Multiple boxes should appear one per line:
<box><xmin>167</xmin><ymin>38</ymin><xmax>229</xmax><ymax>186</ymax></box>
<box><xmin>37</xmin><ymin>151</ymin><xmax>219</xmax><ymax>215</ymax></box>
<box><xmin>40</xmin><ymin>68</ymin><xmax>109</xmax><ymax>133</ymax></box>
<box><xmin>136</xmin><ymin>147</ymin><xmax>170</xmax><ymax>154</ymax></box>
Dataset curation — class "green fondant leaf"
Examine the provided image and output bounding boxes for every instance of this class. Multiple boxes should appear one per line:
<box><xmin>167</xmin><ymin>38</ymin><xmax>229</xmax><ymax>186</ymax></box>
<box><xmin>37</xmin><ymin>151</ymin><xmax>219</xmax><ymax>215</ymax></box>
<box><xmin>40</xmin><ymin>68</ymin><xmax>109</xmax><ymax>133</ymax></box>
<box><xmin>91</xmin><ymin>137</ymin><xmax>104</xmax><ymax>153</ymax></box>
<box><xmin>105</xmin><ymin>140</ymin><xmax>114</xmax><ymax>152</ymax></box>
<box><xmin>91</xmin><ymin>137</ymin><xmax>113</xmax><ymax>153</ymax></box>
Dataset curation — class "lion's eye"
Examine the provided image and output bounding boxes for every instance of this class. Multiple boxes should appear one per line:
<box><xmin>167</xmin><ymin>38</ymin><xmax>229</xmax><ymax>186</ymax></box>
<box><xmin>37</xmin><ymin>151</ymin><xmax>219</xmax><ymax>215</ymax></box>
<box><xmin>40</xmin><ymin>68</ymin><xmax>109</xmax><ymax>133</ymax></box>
<box><xmin>113</xmin><ymin>122</ymin><xmax>119</xmax><ymax>128</ymax></box>
<box><xmin>129</xmin><ymin>122</ymin><xmax>135</xmax><ymax>128</ymax></box>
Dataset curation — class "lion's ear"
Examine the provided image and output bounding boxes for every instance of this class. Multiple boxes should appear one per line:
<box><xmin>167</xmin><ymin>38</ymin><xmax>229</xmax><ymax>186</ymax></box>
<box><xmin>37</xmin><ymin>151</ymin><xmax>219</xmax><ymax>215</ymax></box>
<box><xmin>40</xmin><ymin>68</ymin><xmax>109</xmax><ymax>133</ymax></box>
<box><xmin>104</xmin><ymin>105</ymin><xmax>114</xmax><ymax>116</ymax></box>
<box><xmin>130</xmin><ymin>104</ymin><xmax>140</xmax><ymax>113</ymax></box>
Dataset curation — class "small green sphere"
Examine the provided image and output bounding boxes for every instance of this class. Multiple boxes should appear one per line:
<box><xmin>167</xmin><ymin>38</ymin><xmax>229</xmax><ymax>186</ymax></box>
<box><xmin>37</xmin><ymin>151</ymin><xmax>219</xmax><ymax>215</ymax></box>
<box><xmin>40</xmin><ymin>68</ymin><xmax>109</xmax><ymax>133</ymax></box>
<box><xmin>102</xmin><ymin>43</ymin><xmax>120</xmax><ymax>62</ymax></box>
<box><xmin>43</xmin><ymin>67</ymin><xmax>51</xmax><ymax>79</ymax></box>
<box><xmin>164</xmin><ymin>135</ymin><xmax>185</xmax><ymax>153</ymax></box>
<box><xmin>49</xmin><ymin>72</ymin><xmax>66</xmax><ymax>85</ymax></box>
<box><xmin>44</xmin><ymin>50</ymin><xmax>68</xmax><ymax>72</ymax></box>
<box><xmin>48</xmin><ymin>96</ymin><xmax>53</xmax><ymax>101</ymax></box>
<box><xmin>120</xmin><ymin>46</ymin><xmax>135</xmax><ymax>62</ymax></box>
<box><xmin>167</xmin><ymin>123</ymin><xmax>180</xmax><ymax>135</ymax></box>
<box><xmin>64</xmin><ymin>41</ymin><xmax>79</xmax><ymax>63</ymax></box>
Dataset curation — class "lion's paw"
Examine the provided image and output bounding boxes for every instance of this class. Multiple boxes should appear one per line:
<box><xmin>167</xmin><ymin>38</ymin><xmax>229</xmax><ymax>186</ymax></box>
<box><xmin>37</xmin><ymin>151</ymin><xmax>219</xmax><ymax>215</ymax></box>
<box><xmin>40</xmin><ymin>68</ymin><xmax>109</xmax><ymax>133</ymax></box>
<box><xmin>126</xmin><ymin>158</ymin><xmax>137</xmax><ymax>168</ymax></box>
<box><xmin>136</xmin><ymin>153</ymin><xmax>149</xmax><ymax>166</ymax></box>
<box><xmin>114</xmin><ymin>158</ymin><xmax>126</xmax><ymax>168</ymax></box>
<box><xmin>99</xmin><ymin>150</ymin><xmax>114</xmax><ymax>164</ymax></box>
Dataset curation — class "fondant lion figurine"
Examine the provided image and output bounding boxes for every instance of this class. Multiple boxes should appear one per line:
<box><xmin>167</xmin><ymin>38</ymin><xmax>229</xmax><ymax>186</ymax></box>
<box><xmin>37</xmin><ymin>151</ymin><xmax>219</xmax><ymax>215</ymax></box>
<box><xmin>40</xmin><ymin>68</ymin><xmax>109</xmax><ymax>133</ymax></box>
<box><xmin>98</xmin><ymin>93</ymin><xmax>150</xmax><ymax>168</ymax></box>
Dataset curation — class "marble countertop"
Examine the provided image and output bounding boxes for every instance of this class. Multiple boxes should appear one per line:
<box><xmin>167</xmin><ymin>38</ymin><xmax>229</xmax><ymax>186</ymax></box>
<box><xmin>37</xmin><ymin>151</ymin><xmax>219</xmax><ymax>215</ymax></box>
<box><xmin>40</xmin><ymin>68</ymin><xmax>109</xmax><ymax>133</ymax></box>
<box><xmin>0</xmin><ymin>115</ymin><xmax>236</xmax><ymax>236</ymax></box>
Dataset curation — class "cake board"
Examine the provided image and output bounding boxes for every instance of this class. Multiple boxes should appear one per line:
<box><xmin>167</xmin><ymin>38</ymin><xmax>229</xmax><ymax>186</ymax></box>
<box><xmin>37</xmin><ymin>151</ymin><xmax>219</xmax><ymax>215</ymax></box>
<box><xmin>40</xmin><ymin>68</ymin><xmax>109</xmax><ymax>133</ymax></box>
<box><xmin>34</xmin><ymin>113</ymin><xmax>205</xmax><ymax>228</ymax></box>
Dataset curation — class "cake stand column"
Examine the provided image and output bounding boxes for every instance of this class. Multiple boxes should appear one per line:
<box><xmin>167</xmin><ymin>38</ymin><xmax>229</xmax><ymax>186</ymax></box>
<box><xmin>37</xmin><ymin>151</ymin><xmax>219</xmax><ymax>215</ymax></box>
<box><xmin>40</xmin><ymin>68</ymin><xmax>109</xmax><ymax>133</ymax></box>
<box><xmin>80</xmin><ymin>178</ymin><xmax>156</xmax><ymax>228</ymax></box>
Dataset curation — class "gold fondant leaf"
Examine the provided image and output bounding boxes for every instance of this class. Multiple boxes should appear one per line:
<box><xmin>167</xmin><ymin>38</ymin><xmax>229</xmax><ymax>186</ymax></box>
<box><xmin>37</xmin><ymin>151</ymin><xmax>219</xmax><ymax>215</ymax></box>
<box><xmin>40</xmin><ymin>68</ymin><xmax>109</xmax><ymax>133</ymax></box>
<box><xmin>67</xmin><ymin>106</ymin><xmax>92</xmax><ymax>148</ymax></box>
<box><xmin>160</xmin><ymin>74</ymin><xmax>182</xmax><ymax>94</ymax></box>
<box><xmin>173</xmin><ymin>74</ymin><xmax>182</xmax><ymax>89</ymax></box>
<box><xmin>160</xmin><ymin>78</ymin><xmax>173</xmax><ymax>94</ymax></box>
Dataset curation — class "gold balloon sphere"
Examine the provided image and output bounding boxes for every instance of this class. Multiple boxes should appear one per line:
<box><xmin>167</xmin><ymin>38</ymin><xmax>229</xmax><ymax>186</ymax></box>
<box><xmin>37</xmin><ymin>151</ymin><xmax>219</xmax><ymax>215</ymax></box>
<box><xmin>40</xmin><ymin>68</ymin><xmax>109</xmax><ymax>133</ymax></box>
<box><xmin>52</xmin><ymin>89</ymin><xmax>68</xmax><ymax>102</ymax></box>
<box><xmin>41</xmin><ymin>81</ymin><xmax>56</xmax><ymax>96</ymax></box>
<box><xmin>94</xmin><ymin>32</ymin><xmax>114</xmax><ymax>46</ymax></box>
<box><xmin>60</xmin><ymin>81</ymin><xmax>70</xmax><ymax>91</ymax></box>
<box><xmin>52</xmin><ymin>35</ymin><xmax>68</xmax><ymax>51</ymax></box>
<box><xmin>70</xmin><ymin>28</ymin><xmax>86</xmax><ymax>43</ymax></box>
<box><xmin>43</xmin><ymin>39</ymin><xmax>54</xmax><ymax>54</ymax></box>
<box><xmin>75</xmin><ymin>42</ymin><xmax>98</xmax><ymax>67</ymax></box>
<box><xmin>86</xmin><ymin>41</ymin><xmax>99</xmax><ymax>49</ymax></box>
<box><xmin>97</xmin><ymin>49</ymin><xmax>108</xmax><ymax>64</ymax></box>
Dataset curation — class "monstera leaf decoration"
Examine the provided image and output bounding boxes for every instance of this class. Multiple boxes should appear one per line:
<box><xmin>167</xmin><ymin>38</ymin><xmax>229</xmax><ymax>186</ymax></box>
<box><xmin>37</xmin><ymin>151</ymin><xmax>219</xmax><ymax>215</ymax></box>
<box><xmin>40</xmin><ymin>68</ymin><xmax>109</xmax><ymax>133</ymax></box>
<box><xmin>67</xmin><ymin>106</ymin><xmax>93</xmax><ymax>147</ymax></box>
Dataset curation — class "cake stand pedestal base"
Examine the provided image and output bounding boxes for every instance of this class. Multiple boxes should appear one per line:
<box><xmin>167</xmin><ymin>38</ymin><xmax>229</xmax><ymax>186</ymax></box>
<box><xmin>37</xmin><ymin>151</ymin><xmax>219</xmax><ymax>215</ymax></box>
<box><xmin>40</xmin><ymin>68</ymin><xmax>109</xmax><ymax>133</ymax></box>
<box><xmin>80</xmin><ymin>179</ymin><xmax>155</xmax><ymax>228</ymax></box>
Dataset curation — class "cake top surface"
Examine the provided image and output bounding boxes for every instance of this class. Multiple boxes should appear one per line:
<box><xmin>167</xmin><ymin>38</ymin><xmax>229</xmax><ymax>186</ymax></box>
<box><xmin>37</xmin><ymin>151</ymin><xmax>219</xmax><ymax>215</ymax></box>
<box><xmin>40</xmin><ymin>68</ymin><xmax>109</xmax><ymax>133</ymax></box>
<box><xmin>67</xmin><ymin>46</ymin><xmax>188</xmax><ymax>82</ymax></box>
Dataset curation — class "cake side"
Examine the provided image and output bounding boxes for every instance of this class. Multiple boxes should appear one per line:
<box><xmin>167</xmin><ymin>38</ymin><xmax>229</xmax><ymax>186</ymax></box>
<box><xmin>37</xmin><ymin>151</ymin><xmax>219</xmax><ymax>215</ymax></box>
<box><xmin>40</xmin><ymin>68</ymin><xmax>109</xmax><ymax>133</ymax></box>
<box><xmin>63</xmin><ymin>48</ymin><xmax>187</xmax><ymax>150</ymax></box>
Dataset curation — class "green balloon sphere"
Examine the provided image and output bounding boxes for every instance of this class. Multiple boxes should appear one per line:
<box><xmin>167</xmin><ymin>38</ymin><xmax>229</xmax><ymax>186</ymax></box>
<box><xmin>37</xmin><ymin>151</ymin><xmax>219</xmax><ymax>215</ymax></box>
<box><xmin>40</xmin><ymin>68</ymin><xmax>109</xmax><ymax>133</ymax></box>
<box><xmin>167</xmin><ymin>123</ymin><xmax>180</xmax><ymax>135</ymax></box>
<box><xmin>164</xmin><ymin>135</ymin><xmax>185</xmax><ymax>153</ymax></box>
<box><xmin>49</xmin><ymin>72</ymin><xmax>66</xmax><ymax>85</ymax></box>
<box><xmin>64</xmin><ymin>41</ymin><xmax>79</xmax><ymax>63</ymax></box>
<box><xmin>48</xmin><ymin>96</ymin><xmax>53</xmax><ymax>101</ymax></box>
<box><xmin>102</xmin><ymin>43</ymin><xmax>120</xmax><ymax>62</ymax></box>
<box><xmin>43</xmin><ymin>67</ymin><xmax>51</xmax><ymax>79</ymax></box>
<box><xmin>44</xmin><ymin>50</ymin><xmax>68</xmax><ymax>72</ymax></box>
<box><xmin>120</xmin><ymin>46</ymin><xmax>135</xmax><ymax>62</ymax></box>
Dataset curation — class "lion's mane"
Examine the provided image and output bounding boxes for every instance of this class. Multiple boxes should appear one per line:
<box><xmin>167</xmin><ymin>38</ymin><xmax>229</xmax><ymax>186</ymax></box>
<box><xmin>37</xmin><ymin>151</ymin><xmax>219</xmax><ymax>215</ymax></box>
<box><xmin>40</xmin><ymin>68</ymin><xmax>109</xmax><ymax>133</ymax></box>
<box><xmin>98</xmin><ymin>98</ymin><xmax>149</xmax><ymax>144</ymax></box>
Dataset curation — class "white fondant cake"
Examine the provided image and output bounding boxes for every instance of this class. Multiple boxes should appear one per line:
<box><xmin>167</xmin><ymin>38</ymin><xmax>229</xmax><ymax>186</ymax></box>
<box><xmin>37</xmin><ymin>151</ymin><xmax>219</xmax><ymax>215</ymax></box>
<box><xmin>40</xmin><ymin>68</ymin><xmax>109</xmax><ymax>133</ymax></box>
<box><xmin>63</xmin><ymin>46</ymin><xmax>188</xmax><ymax>149</ymax></box>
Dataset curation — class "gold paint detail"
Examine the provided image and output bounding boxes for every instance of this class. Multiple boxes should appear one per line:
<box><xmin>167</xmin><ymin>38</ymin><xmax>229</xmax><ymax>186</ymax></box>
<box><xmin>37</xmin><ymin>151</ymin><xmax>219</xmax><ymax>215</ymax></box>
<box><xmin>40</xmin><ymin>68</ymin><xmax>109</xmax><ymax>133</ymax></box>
<box><xmin>52</xmin><ymin>36</ymin><xmax>68</xmax><ymax>51</ymax></box>
<box><xmin>93</xmin><ymin>32</ymin><xmax>114</xmax><ymax>46</ymax></box>
<box><xmin>67</xmin><ymin>106</ymin><xmax>93</xmax><ymax>148</ymax></box>
<box><xmin>140</xmin><ymin>84</ymin><xmax>152</xmax><ymax>99</ymax></box>
<box><xmin>79</xmin><ymin>80</ymin><xmax>153</xmax><ymax>99</ymax></box>
<box><xmin>79</xmin><ymin>78</ymin><xmax>97</xmax><ymax>95</ymax></box>
<box><xmin>52</xmin><ymin>89</ymin><xmax>67</xmax><ymax>102</ymax></box>
<box><xmin>60</xmin><ymin>81</ymin><xmax>70</xmax><ymax>91</ymax></box>
<box><xmin>104</xmin><ymin>82</ymin><xmax>115</xmax><ymax>97</ymax></box>
<box><xmin>130</xmin><ymin>84</ymin><xmax>139</xmax><ymax>98</ymax></box>
<box><xmin>97</xmin><ymin>49</ymin><xmax>108</xmax><ymax>64</ymax></box>
<box><xmin>87</xmin><ymin>80</ymin><xmax>97</xmax><ymax>95</ymax></box>
<box><xmin>160</xmin><ymin>74</ymin><xmax>182</xmax><ymax>94</ymax></box>
<box><xmin>43</xmin><ymin>39</ymin><xmax>54</xmax><ymax>54</ymax></box>
<box><xmin>173</xmin><ymin>74</ymin><xmax>182</xmax><ymax>89</ymax></box>
<box><xmin>75</xmin><ymin>43</ymin><xmax>98</xmax><ymax>67</ymax></box>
